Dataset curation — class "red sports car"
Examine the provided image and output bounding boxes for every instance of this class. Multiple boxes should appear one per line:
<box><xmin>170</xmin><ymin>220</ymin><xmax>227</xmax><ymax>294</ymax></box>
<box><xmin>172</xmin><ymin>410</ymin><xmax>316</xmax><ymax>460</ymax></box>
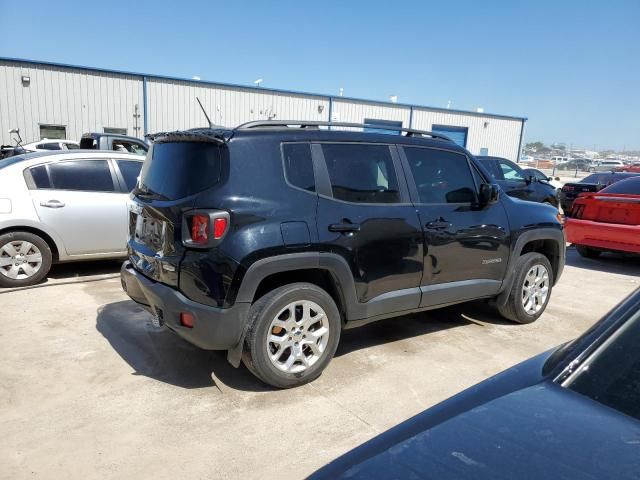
<box><xmin>566</xmin><ymin>176</ymin><xmax>640</xmax><ymax>257</ymax></box>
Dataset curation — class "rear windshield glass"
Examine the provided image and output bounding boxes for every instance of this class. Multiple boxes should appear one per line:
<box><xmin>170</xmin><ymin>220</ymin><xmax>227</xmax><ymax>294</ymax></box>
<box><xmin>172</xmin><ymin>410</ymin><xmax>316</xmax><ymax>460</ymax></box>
<box><xmin>138</xmin><ymin>142</ymin><xmax>222</xmax><ymax>200</ymax></box>
<box><xmin>601</xmin><ymin>177</ymin><xmax>640</xmax><ymax>194</ymax></box>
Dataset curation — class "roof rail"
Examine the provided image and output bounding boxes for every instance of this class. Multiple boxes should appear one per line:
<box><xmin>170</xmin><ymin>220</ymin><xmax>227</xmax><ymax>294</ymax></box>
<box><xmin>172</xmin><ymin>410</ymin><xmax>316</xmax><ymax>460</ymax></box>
<box><xmin>236</xmin><ymin>120</ymin><xmax>453</xmax><ymax>142</ymax></box>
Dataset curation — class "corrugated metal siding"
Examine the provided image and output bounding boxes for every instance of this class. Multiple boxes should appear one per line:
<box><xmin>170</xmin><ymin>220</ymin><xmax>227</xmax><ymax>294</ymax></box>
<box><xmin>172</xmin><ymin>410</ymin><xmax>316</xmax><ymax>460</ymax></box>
<box><xmin>331</xmin><ymin>99</ymin><xmax>411</xmax><ymax>127</ymax></box>
<box><xmin>0</xmin><ymin>61</ymin><xmax>143</xmax><ymax>145</ymax></box>
<box><xmin>146</xmin><ymin>78</ymin><xmax>330</xmax><ymax>131</ymax></box>
<box><xmin>0</xmin><ymin>59</ymin><xmax>524</xmax><ymax>161</ymax></box>
<box><xmin>412</xmin><ymin>108</ymin><xmax>523</xmax><ymax>160</ymax></box>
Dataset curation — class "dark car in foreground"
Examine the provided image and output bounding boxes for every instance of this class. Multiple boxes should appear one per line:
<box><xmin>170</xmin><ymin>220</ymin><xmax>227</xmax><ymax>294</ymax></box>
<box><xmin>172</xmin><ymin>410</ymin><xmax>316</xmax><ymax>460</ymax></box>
<box><xmin>560</xmin><ymin>172</ymin><xmax>640</xmax><ymax>214</ymax></box>
<box><xmin>476</xmin><ymin>155</ymin><xmax>559</xmax><ymax>207</ymax></box>
<box><xmin>311</xmin><ymin>288</ymin><xmax>640</xmax><ymax>480</ymax></box>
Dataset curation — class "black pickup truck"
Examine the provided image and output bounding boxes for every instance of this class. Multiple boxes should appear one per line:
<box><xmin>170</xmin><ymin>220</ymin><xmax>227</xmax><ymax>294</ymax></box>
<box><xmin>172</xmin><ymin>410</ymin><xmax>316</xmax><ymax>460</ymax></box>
<box><xmin>79</xmin><ymin>132</ymin><xmax>148</xmax><ymax>154</ymax></box>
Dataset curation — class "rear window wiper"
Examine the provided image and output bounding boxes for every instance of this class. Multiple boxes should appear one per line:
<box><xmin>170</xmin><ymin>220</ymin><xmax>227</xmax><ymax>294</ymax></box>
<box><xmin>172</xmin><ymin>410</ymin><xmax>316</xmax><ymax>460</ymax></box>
<box><xmin>135</xmin><ymin>185</ymin><xmax>168</xmax><ymax>201</ymax></box>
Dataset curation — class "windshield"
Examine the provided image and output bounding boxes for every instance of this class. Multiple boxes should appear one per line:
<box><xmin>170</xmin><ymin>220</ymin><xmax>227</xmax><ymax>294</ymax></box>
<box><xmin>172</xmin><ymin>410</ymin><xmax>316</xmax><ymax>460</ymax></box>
<box><xmin>565</xmin><ymin>311</ymin><xmax>640</xmax><ymax>420</ymax></box>
<box><xmin>138</xmin><ymin>142</ymin><xmax>222</xmax><ymax>200</ymax></box>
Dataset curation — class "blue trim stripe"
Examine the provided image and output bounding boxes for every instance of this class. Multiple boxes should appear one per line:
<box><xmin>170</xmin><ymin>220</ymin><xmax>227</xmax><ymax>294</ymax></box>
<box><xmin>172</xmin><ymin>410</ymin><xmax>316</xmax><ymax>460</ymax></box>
<box><xmin>0</xmin><ymin>56</ymin><xmax>528</xmax><ymax>122</ymax></box>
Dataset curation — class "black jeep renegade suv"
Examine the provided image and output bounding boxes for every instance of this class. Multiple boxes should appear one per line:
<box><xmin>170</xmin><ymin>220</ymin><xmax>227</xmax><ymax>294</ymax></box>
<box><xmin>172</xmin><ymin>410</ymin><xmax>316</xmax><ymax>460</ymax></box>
<box><xmin>121</xmin><ymin>120</ymin><xmax>565</xmax><ymax>388</ymax></box>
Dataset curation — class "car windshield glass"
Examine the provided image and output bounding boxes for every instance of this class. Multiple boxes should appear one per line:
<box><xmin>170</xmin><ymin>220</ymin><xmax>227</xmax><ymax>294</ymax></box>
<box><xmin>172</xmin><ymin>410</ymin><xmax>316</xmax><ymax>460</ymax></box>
<box><xmin>600</xmin><ymin>177</ymin><xmax>640</xmax><ymax>194</ymax></box>
<box><xmin>138</xmin><ymin>142</ymin><xmax>222</xmax><ymax>200</ymax></box>
<box><xmin>565</xmin><ymin>311</ymin><xmax>640</xmax><ymax>420</ymax></box>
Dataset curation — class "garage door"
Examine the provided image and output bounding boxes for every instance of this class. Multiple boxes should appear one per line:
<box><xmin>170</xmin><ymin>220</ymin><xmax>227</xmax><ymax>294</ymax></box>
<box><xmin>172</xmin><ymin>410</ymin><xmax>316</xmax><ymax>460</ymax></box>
<box><xmin>431</xmin><ymin>125</ymin><xmax>468</xmax><ymax>147</ymax></box>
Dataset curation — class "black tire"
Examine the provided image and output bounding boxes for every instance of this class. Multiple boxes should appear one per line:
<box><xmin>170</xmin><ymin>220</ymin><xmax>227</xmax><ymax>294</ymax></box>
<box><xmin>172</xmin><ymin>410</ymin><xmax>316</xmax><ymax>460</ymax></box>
<box><xmin>575</xmin><ymin>244</ymin><xmax>601</xmax><ymax>259</ymax></box>
<box><xmin>242</xmin><ymin>282</ymin><xmax>341</xmax><ymax>388</ymax></box>
<box><xmin>497</xmin><ymin>252</ymin><xmax>554</xmax><ymax>324</ymax></box>
<box><xmin>0</xmin><ymin>231</ymin><xmax>52</xmax><ymax>288</ymax></box>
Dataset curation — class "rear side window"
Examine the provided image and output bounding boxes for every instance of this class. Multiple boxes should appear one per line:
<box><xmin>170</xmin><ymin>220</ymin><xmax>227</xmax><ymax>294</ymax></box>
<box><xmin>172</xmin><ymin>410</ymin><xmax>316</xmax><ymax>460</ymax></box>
<box><xmin>498</xmin><ymin>159</ymin><xmax>526</xmax><ymax>181</ymax></box>
<box><xmin>29</xmin><ymin>165</ymin><xmax>51</xmax><ymax>188</ymax></box>
<box><xmin>321</xmin><ymin>144</ymin><xmax>400</xmax><ymax>204</ymax></box>
<box><xmin>79</xmin><ymin>138</ymin><xmax>97</xmax><ymax>149</ymax></box>
<box><xmin>116</xmin><ymin>160</ymin><xmax>143</xmax><ymax>191</ymax></box>
<box><xmin>404</xmin><ymin>147</ymin><xmax>477</xmax><ymax>204</ymax></box>
<box><xmin>477</xmin><ymin>158</ymin><xmax>501</xmax><ymax>180</ymax></box>
<box><xmin>37</xmin><ymin>143</ymin><xmax>61</xmax><ymax>150</ymax></box>
<box><xmin>139</xmin><ymin>142</ymin><xmax>221</xmax><ymax>200</ymax></box>
<box><xmin>47</xmin><ymin>160</ymin><xmax>116</xmax><ymax>192</ymax></box>
<box><xmin>282</xmin><ymin>143</ymin><xmax>315</xmax><ymax>192</ymax></box>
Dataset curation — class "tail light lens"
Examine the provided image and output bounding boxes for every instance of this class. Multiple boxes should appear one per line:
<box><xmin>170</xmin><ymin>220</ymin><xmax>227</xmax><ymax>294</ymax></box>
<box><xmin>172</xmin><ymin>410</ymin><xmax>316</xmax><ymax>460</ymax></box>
<box><xmin>191</xmin><ymin>215</ymin><xmax>209</xmax><ymax>244</ymax></box>
<box><xmin>213</xmin><ymin>217</ymin><xmax>228</xmax><ymax>239</ymax></box>
<box><xmin>572</xmin><ymin>204</ymin><xmax>585</xmax><ymax>218</ymax></box>
<box><xmin>182</xmin><ymin>211</ymin><xmax>230</xmax><ymax>248</ymax></box>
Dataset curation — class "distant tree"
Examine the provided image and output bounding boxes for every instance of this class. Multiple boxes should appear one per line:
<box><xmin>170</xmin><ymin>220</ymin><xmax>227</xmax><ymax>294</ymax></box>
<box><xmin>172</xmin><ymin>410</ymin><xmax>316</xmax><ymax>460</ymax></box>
<box><xmin>525</xmin><ymin>141</ymin><xmax>545</xmax><ymax>151</ymax></box>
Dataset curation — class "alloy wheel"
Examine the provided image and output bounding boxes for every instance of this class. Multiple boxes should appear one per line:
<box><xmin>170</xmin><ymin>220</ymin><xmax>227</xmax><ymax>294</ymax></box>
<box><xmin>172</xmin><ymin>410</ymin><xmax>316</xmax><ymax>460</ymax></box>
<box><xmin>521</xmin><ymin>264</ymin><xmax>549</xmax><ymax>315</ymax></box>
<box><xmin>266</xmin><ymin>300</ymin><xmax>330</xmax><ymax>373</ymax></box>
<box><xmin>0</xmin><ymin>241</ymin><xmax>43</xmax><ymax>280</ymax></box>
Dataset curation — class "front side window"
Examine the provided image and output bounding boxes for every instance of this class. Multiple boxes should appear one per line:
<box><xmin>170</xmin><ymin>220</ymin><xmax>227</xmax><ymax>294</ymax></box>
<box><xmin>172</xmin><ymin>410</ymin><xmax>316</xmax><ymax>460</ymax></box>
<box><xmin>116</xmin><ymin>160</ymin><xmax>143</xmax><ymax>191</ymax></box>
<box><xmin>566</xmin><ymin>312</ymin><xmax>640</xmax><ymax>420</ymax></box>
<box><xmin>498</xmin><ymin>159</ymin><xmax>526</xmax><ymax>181</ymax></box>
<box><xmin>321</xmin><ymin>144</ymin><xmax>400</xmax><ymax>204</ymax></box>
<box><xmin>404</xmin><ymin>147</ymin><xmax>477</xmax><ymax>204</ymax></box>
<box><xmin>282</xmin><ymin>143</ymin><xmax>315</xmax><ymax>192</ymax></box>
<box><xmin>47</xmin><ymin>160</ymin><xmax>116</xmax><ymax>192</ymax></box>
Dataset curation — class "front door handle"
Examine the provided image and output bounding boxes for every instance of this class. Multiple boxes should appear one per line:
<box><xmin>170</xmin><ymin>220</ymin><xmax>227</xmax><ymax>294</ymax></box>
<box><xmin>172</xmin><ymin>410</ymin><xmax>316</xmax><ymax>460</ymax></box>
<box><xmin>425</xmin><ymin>220</ymin><xmax>451</xmax><ymax>230</ymax></box>
<box><xmin>329</xmin><ymin>222</ymin><xmax>360</xmax><ymax>233</ymax></box>
<box><xmin>40</xmin><ymin>200</ymin><xmax>65</xmax><ymax>208</ymax></box>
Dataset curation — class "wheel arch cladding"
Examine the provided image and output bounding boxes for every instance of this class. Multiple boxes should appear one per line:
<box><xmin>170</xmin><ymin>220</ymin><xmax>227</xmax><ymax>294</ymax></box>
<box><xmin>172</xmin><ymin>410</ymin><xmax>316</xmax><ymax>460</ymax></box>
<box><xmin>495</xmin><ymin>228</ymin><xmax>565</xmax><ymax>308</ymax></box>
<box><xmin>236</xmin><ymin>252</ymin><xmax>358</xmax><ymax>320</ymax></box>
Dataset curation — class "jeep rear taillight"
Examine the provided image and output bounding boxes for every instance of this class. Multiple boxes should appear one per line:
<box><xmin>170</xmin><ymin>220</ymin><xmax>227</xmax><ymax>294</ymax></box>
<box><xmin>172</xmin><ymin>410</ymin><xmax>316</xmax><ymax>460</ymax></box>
<box><xmin>182</xmin><ymin>211</ymin><xmax>230</xmax><ymax>248</ymax></box>
<box><xmin>213</xmin><ymin>217</ymin><xmax>228</xmax><ymax>239</ymax></box>
<box><xmin>191</xmin><ymin>215</ymin><xmax>209</xmax><ymax>244</ymax></box>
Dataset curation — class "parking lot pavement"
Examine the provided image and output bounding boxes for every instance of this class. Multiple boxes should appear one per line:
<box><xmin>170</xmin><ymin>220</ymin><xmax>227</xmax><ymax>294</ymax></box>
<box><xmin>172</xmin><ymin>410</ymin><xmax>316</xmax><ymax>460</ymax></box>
<box><xmin>1</xmin><ymin>248</ymin><xmax>638</xmax><ymax>479</ymax></box>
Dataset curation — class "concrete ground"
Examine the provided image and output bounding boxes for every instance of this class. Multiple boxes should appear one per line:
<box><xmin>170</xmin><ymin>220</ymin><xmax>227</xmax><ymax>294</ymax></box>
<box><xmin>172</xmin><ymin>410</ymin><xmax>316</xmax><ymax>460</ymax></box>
<box><xmin>1</xmin><ymin>248</ymin><xmax>638</xmax><ymax>479</ymax></box>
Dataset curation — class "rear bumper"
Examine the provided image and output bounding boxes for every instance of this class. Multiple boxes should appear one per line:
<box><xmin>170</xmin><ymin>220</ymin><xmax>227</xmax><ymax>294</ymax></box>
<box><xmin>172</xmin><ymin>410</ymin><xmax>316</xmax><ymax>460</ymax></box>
<box><xmin>566</xmin><ymin>219</ymin><xmax>640</xmax><ymax>254</ymax></box>
<box><xmin>120</xmin><ymin>261</ymin><xmax>249</xmax><ymax>350</ymax></box>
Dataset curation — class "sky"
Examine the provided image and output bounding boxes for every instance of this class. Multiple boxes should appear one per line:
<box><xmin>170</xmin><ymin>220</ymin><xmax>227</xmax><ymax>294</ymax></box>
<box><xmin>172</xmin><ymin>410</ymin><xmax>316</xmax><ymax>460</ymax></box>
<box><xmin>1</xmin><ymin>0</ymin><xmax>638</xmax><ymax>150</ymax></box>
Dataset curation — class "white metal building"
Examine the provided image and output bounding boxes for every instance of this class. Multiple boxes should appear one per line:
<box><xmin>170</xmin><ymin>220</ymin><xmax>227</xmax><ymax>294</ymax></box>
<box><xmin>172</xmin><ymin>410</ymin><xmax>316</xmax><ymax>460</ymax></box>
<box><xmin>0</xmin><ymin>58</ymin><xmax>526</xmax><ymax>160</ymax></box>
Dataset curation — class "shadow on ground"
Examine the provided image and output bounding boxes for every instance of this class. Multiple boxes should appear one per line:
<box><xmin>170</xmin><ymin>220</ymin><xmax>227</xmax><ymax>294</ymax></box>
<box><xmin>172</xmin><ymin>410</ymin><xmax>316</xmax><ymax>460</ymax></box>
<box><xmin>96</xmin><ymin>300</ymin><xmax>271</xmax><ymax>392</ymax></box>
<box><xmin>565</xmin><ymin>246</ymin><xmax>640</xmax><ymax>276</ymax></box>
<box><xmin>48</xmin><ymin>259</ymin><xmax>122</xmax><ymax>280</ymax></box>
<box><xmin>97</xmin><ymin>298</ymin><xmax>510</xmax><ymax>391</ymax></box>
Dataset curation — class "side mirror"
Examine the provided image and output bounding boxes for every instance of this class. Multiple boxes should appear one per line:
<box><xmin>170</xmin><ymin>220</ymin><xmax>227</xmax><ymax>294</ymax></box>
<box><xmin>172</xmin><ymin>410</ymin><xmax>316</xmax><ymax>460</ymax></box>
<box><xmin>547</xmin><ymin>176</ymin><xmax>553</xmax><ymax>182</ymax></box>
<box><xmin>478</xmin><ymin>183</ymin><xmax>499</xmax><ymax>207</ymax></box>
<box><xmin>8</xmin><ymin>128</ymin><xmax>19</xmax><ymax>134</ymax></box>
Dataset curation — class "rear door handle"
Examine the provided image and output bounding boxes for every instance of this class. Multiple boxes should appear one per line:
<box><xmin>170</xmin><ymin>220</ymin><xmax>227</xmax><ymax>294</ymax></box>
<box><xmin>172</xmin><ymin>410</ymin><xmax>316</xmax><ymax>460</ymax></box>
<box><xmin>329</xmin><ymin>222</ymin><xmax>360</xmax><ymax>233</ymax></box>
<box><xmin>40</xmin><ymin>200</ymin><xmax>65</xmax><ymax>208</ymax></box>
<box><xmin>425</xmin><ymin>220</ymin><xmax>451</xmax><ymax>230</ymax></box>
